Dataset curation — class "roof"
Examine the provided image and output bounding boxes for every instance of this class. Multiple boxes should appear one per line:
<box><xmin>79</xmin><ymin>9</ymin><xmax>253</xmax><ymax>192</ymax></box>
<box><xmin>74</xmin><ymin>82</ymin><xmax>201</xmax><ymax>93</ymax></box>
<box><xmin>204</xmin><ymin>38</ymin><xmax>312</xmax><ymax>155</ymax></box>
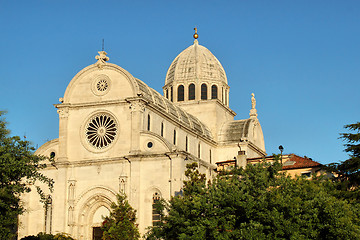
<box><xmin>165</xmin><ymin>40</ymin><xmax>227</xmax><ymax>85</ymax></box>
<box><xmin>217</xmin><ymin>154</ymin><xmax>322</xmax><ymax>170</ymax></box>
<box><xmin>218</xmin><ymin>119</ymin><xmax>253</xmax><ymax>143</ymax></box>
<box><xmin>135</xmin><ymin>78</ymin><xmax>213</xmax><ymax>140</ymax></box>
<box><xmin>282</xmin><ymin>155</ymin><xmax>322</xmax><ymax>170</ymax></box>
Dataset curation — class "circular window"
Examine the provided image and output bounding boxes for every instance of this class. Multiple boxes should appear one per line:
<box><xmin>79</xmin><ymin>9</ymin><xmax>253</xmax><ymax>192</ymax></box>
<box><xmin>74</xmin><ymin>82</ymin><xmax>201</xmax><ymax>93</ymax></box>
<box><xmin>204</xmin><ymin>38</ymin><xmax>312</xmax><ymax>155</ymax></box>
<box><xmin>96</xmin><ymin>79</ymin><xmax>108</xmax><ymax>91</ymax></box>
<box><xmin>91</xmin><ymin>74</ymin><xmax>111</xmax><ymax>96</ymax></box>
<box><xmin>85</xmin><ymin>113</ymin><xmax>117</xmax><ymax>149</ymax></box>
<box><xmin>147</xmin><ymin>142</ymin><xmax>153</xmax><ymax>148</ymax></box>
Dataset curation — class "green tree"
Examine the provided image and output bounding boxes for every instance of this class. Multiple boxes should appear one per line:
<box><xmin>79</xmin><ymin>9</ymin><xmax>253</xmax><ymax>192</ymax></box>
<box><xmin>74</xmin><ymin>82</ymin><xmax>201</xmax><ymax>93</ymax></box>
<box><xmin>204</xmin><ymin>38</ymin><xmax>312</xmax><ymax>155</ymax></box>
<box><xmin>20</xmin><ymin>232</ymin><xmax>75</xmax><ymax>240</ymax></box>
<box><xmin>328</xmin><ymin>122</ymin><xmax>360</xmax><ymax>190</ymax></box>
<box><xmin>101</xmin><ymin>193</ymin><xmax>140</xmax><ymax>240</ymax></box>
<box><xmin>146</xmin><ymin>161</ymin><xmax>360</xmax><ymax>240</ymax></box>
<box><xmin>0</xmin><ymin>111</ymin><xmax>54</xmax><ymax>239</ymax></box>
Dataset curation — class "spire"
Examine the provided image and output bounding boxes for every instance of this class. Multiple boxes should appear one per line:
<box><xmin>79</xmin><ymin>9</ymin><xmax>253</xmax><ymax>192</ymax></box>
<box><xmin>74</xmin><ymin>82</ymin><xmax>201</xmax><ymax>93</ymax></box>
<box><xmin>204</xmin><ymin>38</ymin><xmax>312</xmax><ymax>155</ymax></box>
<box><xmin>249</xmin><ymin>93</ymin><xmax>258</xmax><ymax>118</ymax></box>
<box><xmin>193</xmin><ymin>27</ymin><xmax>199</xmax><ymax>44</ymax></box>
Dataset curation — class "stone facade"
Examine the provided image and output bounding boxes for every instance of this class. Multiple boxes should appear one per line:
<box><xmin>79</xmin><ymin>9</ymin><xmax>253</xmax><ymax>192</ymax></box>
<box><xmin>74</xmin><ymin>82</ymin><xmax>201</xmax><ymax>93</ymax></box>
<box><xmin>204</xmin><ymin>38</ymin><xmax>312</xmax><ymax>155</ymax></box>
<box><xmin>19</xmin><ymin>38</ymin><xmax>266</xmax><ymax>239</ymax></box>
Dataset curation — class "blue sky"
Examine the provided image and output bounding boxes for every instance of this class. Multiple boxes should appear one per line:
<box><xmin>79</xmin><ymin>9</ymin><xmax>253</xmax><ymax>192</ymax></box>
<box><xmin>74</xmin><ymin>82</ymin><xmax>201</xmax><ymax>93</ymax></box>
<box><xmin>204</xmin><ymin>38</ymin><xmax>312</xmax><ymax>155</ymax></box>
<box><xmin>0</xmin><ymin>1</ymin><xmax>359</xmax><ymax>164</ymax></box>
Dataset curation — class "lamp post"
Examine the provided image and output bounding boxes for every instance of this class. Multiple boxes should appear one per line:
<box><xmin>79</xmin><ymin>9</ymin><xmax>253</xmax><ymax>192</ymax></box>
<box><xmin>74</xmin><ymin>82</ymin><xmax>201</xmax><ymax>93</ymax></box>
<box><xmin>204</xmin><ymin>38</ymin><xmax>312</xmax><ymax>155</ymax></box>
<box><xmin>278</xmin><ymin>145</ymin><xmax>284</xmax><ymax>165</ymax></box>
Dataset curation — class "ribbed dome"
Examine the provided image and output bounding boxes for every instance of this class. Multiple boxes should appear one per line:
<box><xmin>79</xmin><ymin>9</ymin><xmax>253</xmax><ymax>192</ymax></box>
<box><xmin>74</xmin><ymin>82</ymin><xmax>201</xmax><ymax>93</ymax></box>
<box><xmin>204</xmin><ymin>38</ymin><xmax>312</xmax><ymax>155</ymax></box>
<box><xmin>165</xmin><ymin>40</ymin><xmax>227</xmax><ymax>85</ymax></box>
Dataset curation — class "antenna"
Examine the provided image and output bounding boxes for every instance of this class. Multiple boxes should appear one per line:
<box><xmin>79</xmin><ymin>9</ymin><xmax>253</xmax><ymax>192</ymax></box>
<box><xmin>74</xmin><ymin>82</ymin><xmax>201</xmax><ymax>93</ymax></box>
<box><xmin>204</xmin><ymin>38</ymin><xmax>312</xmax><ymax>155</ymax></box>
<box><xmin>102</xmin><ymin>39</ymin><xmax>104</xmax><ymax>51</ymax></box>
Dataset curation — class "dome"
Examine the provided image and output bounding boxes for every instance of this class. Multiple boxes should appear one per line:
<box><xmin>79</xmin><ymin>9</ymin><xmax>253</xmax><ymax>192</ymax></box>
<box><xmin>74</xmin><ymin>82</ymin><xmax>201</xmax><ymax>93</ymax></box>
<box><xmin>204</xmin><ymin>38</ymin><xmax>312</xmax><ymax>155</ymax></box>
<box><xmin>165</xmin><ymin>40</ymin><xmax>227</xmax><ymax>86</ymax></box>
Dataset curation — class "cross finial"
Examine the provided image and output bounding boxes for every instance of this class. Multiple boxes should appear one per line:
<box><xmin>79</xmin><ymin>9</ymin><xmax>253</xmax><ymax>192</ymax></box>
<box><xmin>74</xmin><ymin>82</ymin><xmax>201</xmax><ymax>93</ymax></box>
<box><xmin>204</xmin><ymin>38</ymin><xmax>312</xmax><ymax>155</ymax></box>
<box><xmin>193</xmin><ymin>27</ymin><xmax>198</xmax><ymax>39</ymax></box>
<box><xmin>95</xmin><ymin>51</ymin><xmax>109</xmax><ymax>69</ymax></box>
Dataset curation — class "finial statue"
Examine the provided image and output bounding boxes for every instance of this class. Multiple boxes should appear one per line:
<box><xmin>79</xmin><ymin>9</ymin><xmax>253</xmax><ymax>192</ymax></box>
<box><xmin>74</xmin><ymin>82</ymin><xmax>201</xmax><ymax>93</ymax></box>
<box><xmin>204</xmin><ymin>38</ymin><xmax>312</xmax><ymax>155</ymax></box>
<box><xmin>249</xmin><ymin>93</ymin><xmax>258</xmax><ymax>118</ymax></box>
<box><xmin>251</xmin><ymin>93</ymin><xmax>256</xmax><ymax>109</ymax></box>
<box><xmin>95</xmin><ymin>51</ymin><xmax>109</xmax><ymax>69</ymax></box>
<box><xmin>193</xmin><ymin>27</ymin><xmax>198</xmax><ymax>39</ymax></box>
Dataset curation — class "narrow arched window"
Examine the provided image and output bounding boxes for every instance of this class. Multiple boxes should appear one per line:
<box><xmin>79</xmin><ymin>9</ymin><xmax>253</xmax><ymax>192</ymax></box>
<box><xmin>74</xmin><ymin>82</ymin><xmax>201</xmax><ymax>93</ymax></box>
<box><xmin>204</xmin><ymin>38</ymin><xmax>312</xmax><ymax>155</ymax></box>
<box><xmin>152</xmin><ymin>192</ymin><xmax>161</xmax><ymax>226</ymax></box>
<box><xmin>201</xmin><ymin>84</ymin><xmax>207</xmax><ymax>100</ymax></box>
<box><xmin>198</xmin><ymin>143</ymin><xmax>201</xmax><ymax>158</ymax></box>
<box><xmin>147</xmin><ymin>114</ymin><xmax>151</xmax><ymax>131</ymax></box>
<box><xmin>161</xmin><ymin>122</ymin><xmax>164</xmax><ymax>137</ymax></box>
<box><xmin>222</xmin><ymin>87</ymin><xmax>224</xmax><ymax>103</ymax></box>
<box><xmin>170</xmin><ymin>87</ymin><xmax>173</xmax><ymax>102</ymax></box>
<box><xmin>173</xmin><ymin>130</ymin><xmax>177</xmax><ymax>145</ymax></box>
<box><xmin>210</xmin><ymin>149</ymin><xmax>212</xmax><ymax>164</ymax></box>
<box><xmin>166</xmin><ymin>89</ymin><xmax>169</xmax><ymax>99</ymax></box>
<box><xmin>188</xmin><ymin>84</ymin><xmax>195</xmax><ymax>100</ymax></box>
<box><xmin>185</xmin><ymin>136</ymin><xmax>188</xmax><ymax>151</ymax></box>
<box><xmin>211</xmin><ymin>85</ymin><xmax>218</xmax><ymax>99</ymax></box>
<box><xmin>177</xmin><ymin>85</ymin><xmax>184</xmax><ymax>102</ymax></box>
<box><xmin>225</xmin><ymin>89</ymin><xmax>228</xmax><ymax>105</ymax></box>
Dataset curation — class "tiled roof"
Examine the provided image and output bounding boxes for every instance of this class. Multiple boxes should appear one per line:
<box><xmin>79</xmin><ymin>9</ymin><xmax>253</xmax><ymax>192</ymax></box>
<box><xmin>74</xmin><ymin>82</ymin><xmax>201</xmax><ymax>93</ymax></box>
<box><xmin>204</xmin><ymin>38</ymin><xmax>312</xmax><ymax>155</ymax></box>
<box><xmin>282</xmin><ymin>155</ymin><xmax>322</xmax><ymax>170</ymax></box>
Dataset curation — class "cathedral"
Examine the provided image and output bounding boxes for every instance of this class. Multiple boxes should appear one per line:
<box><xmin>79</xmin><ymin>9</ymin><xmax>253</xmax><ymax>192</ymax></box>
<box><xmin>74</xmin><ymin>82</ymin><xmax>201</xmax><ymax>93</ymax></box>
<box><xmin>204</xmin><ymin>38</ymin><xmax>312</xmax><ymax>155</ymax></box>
<box><xmin>18</xmin><ymin>31</ymin><xmax>266</xmax><ymax>239</ymax></box>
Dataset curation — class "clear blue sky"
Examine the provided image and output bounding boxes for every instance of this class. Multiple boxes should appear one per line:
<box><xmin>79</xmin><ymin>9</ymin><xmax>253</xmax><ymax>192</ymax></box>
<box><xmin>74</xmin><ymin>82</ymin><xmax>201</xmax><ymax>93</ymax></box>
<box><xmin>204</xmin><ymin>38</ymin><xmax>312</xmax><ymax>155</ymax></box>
<box><xmin>0</xmin><ymin>1</ymin><xmax>359</xmax><ymax>164</ymax></box>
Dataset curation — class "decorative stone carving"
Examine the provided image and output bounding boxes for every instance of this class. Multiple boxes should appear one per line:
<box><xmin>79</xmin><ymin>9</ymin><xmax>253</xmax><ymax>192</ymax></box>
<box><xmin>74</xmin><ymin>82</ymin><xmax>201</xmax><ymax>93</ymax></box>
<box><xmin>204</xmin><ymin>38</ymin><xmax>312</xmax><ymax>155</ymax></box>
<box><xmin>95</xmin><ymin>51</ymin><xmax>109</xmax><ymax>69</ymax></box>
<box><xmin>251</xmin><ymin>93</ymin><xmax>256</xmax><ymax>109</ymax></box>
<box><xmin>250</xmin><ymin>93</ymin><xmax>258</xmax><ymax>118</ymax></box>
<box><xmin>119</xmin><ymin>175</ymin><xmax>128</xmax><ymax>194</ymax></box>
<box><xmin>129</xmin><ymin>101</ymin><xmax>145</xmax><ymax>113</ymax></box>
<box><xmin>67</xmin><ymin>180</ymin><xmax>76</xmax><ymax>226</ymax></box>
<box><xmin>57</xmin><ymin>108</ymin><xmax>69</xmax><ymax>118</ymax></box>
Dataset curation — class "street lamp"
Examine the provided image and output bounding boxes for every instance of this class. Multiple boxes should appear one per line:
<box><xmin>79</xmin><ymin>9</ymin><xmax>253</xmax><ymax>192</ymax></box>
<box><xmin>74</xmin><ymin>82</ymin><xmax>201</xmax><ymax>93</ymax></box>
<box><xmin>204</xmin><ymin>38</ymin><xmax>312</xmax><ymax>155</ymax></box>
<box><xmin>278</xmin><ymin>145</ymin><xmax>284</xmax><ymax>165</ymax></box>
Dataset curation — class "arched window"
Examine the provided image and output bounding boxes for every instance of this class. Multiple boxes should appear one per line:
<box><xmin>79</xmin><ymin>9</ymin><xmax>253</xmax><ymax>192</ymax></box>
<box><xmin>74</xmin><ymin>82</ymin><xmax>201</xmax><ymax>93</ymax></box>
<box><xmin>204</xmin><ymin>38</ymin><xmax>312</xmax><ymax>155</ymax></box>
<box><xmin>211</xmin><ymin>85</ymin><xmax>218</xmax><ymax>99</ymax></box>
<box><xmin>225</xmin><ymin>89</ymin><xmax>228</xmax><ymax>105</ymax></box>
<box><xmin>173</xmin><ymin>130</ymin><xmax>177</xmax><ymax>145</ymax></box>
<box><xmin>222</xmin><ymin>87</ymin><xmax>224</xmax><ymax>103</ymax></box>
<box><xmin>201</xmin><ymin>84</ymin><xmax>207</xmax><ymax>100</ymax></box>
<box><xmin>185</xmin><ymin>136</ymin><xmax>188</xmax><ymax>151</ymax></box>
<box><xmin>210</xmin><ymin>149</ymin><xmax>212</xmax><ymax>164</ymax></box>
<box><xmin>147</xmin><ymin>114</ymin><xmax>151</xmax><ymax>131</ymax></box>
<box><xmin>165</xmin><ymin>89</ymin><xmax>168</xmax><ymax>99</ymax></box>
<box><xmin>188</xmin><ymin>84</ymin><xmax>195</xmax><ymax>100</ymax></box>
<box><xmin>152</xmin><ymin>192</ymin><xmax>161</xmax><ymax>226</ymax></box>
<box><xmin>170</xmin><ymin>87</ymin><xmax>173</xmax><ymax>102</ymax></box>
<box><xmin>177</xmin><ymin>85</ymin><xmax>184</xmax><ymax>102</ymax></box>
<box><xmin>198</xmin><ymin>143</ymin><xmax>201</xmax><ymax>158</ymax></box>
<box><xmin>161</xmin><ymin>122</ymin><xmax>164</xmax><ymax>137</ymax></box>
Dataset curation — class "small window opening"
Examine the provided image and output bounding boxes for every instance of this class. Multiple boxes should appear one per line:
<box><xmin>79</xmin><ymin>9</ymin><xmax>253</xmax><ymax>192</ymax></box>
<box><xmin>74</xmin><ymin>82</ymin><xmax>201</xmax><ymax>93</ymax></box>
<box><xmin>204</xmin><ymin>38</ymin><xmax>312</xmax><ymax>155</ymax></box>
<box><xmin>201</xmin><ymin>84</ymin><xmax>207</xmax><ymax>100</ymax></box>
<box><xmin>198</xmin><ymin>143</ymin><xmax>201</xmax><ymax>158</ymax></box>
<box><xmin>152</xmin><ymin>192</ymin><xmax>161</xmax><ymax>226</ymax></box>
<box><xmin>173</xmin><ymin>130</ymin><xmax>177</xmax><ymax>145</ymax></box>
<box><xmin>147</xmin><ymin>114</ymin><xmax>151</xmax><ymax>131</ymax></box>
<box><xmin>170</xmin><ymin>87</ymin><xmax>173</xmax><ymax>102</ymax></box>
<box><xmin>177</xmin><ymin>85</ymin><xmax>184</xmax><ymax>102</ymax></box>
<box><xmin>161</xmin><ymin>122</ymin><xmax>164</xmax><ymax>137</ymax></box>
<box><xmin>189</xmin><ymin>84</ymin><xmax>195</xmax><ymax>100</ymax></box>
<box><xmin>211</xmin><ymin>85</ymin><xmax>218</xmax><ymax>99</ymax></box>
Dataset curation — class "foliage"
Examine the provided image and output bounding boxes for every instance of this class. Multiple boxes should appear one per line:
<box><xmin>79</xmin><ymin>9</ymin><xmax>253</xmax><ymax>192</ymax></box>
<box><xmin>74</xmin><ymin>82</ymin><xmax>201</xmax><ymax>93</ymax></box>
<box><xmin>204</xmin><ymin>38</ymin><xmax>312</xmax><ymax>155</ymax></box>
<box><xmin>20</xmin><ymin>232</ymin><xmax>75</xmax><ymax>240</ymax></box>
<box><xmin>0</xmin><ymin>111</ymin><xmax>54</xmax><ymax>239</ymax></box>
<box><xmin>101</xmin><ymin>193</ymin><xmax>140</xmax><ymax>240</ymax></box>
<box><xmin>327</xmin><ymin>122</ymin><xmax>360</xmax><ymax>190</ymax></box>
<box><xmin>146</xmin><ymin>161</ymin><xmax>360</xmax><ymax>240</ymax></box>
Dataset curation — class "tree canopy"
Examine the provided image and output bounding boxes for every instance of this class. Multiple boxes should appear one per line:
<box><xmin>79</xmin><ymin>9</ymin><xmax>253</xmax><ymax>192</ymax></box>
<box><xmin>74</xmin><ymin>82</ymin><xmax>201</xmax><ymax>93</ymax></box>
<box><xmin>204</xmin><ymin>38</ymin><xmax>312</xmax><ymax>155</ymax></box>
<box><xmin>328</xmin><ymin>122</ymin><xmax>360</xmax><ymax>190</ymax></box>
<box><xmin>146</xmin><ymin>161</ymin><xmax>360</xmax><ymax>240</ymax></box>
<box><xmin>0</xmin><ymin>111</ymin><xmax>54</xmax><ymax>239</ymax></box>
<box><xmin>101</xmin><ymin>193</ymin><xmax>140</xmax><ymax>240</ymax></box>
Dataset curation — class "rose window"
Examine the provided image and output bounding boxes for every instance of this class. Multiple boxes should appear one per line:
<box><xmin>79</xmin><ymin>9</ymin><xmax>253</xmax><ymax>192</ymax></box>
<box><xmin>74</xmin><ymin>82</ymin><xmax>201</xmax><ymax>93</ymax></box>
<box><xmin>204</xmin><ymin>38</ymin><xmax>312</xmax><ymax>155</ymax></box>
<box><xmin>86</xmin><ymin>114</ymin><xmax>117</xmax><ymax>149</ymax></box>
<box><xmin>96</xmin><ymin>79</ymin><xmax>108</xmax><ymax>92</ymax></box>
